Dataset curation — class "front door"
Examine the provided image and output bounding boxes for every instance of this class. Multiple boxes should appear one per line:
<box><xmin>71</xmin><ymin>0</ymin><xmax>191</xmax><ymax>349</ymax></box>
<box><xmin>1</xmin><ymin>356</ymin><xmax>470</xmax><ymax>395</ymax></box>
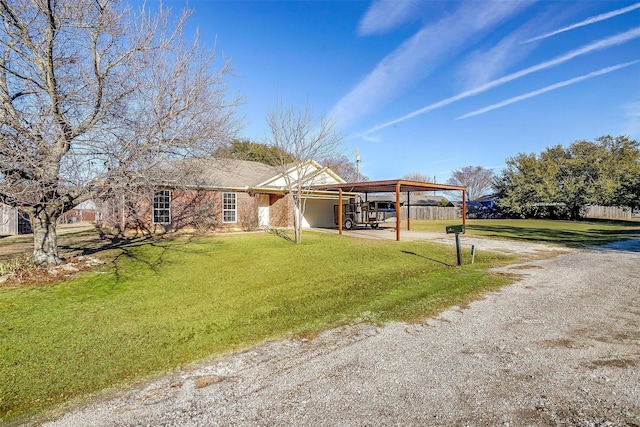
<box><xmin>258</xmin><ymin>194</ymin><xmax>270</xmax><ymax>228</ymax></box>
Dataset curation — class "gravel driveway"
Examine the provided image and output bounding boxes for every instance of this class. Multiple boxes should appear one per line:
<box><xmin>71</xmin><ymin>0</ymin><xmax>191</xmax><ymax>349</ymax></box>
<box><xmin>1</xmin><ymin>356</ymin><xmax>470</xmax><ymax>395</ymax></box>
<box><xmin>38</xmin><ymin>238</ymin><xmax>639</xmax><ymax>426</ymax></box>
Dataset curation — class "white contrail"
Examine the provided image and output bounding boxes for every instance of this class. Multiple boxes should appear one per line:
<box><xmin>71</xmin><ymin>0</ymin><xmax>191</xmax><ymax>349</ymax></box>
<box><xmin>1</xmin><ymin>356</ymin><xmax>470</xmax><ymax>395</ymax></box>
<box><xmin>360</xmin><ymin>27</ymin><xmax>640</xmax><ymax>136</ymax></box>
<box><xmin>525</xmin><ymin>2</ymin><xmax>640</xmax><ymax>43</ymax></box>
<box><xmin>457</xmin><ymin>61</ymin><xmax>640</xmax><ymax>119</ymax></box>
<box><xmin>332</xmin><ymin>1</ymin><xmax>533</xmax><ymax>128</ymax></box>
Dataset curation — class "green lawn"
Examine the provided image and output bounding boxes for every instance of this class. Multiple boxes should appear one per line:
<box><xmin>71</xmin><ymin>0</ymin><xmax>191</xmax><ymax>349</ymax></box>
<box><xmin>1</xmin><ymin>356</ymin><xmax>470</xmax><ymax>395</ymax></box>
<box><xmin>0</xmin><ymin>231</ymin><xmax>514</xmax><ymax>422</ymax></box>
<box><xmin>5</xmin><ymin>217</ymin><xmax>637</xmax><ymax>422</ymax></box>
<box><xmin>408</xmin><ymin>218</ymin><xmax>640</xmax><ymax>247</ymax></box>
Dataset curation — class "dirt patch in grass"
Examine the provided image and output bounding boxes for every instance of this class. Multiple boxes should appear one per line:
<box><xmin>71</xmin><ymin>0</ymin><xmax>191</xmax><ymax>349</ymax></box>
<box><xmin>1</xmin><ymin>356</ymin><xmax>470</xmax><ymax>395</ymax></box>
<box><xmin>0</xmin><ymin>225</ymin><xmax>123</xmax><ymax>287</ymax></box>
<box><xmin>0</xmin><ymin>255</ymin><xmax>105</xmax><ymax>288</ymax></box>
<box><xmin>508</xmin><ymin>264</ymin><xmax>544</xmax><ymax>270</ymax></box>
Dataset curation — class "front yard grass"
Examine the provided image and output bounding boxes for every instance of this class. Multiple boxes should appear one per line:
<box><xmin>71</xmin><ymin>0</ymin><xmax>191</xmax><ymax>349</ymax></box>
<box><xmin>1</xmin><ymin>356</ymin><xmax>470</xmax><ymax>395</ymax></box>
<box><xmin>408</xmin><ymin>218</ymin><xmax>640</xmax><ymax>247</ymax></box>
<box><xmin>0</xmin><ymin>231</ymin><xmax>514</xmax><ymax>423</ymax></box>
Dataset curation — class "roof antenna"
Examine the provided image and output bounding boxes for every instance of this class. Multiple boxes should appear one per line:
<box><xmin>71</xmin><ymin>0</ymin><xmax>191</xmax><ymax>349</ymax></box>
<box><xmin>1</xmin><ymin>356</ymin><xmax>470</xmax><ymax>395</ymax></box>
<box><xmin>355</xmin><ymin>148</ymin><xmax>361</xmax><ymax>182</ymax></box>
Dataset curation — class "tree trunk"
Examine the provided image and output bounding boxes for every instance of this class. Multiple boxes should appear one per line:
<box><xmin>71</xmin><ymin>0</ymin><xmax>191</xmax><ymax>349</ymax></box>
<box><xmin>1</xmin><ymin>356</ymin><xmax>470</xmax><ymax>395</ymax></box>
<box><xmin>293</xmin><ymin>197</ymin><xmax>302</xmax><ymax>244</ymax></box>
<box><xmin>570</xmin><ymin>206</ymin><xmax>581</xmax><ymax>221</ymax></box>
<box><xmin>32</xmin><ymin>210</ymin><xmax>62</xmax><ymax>265</ymax></box>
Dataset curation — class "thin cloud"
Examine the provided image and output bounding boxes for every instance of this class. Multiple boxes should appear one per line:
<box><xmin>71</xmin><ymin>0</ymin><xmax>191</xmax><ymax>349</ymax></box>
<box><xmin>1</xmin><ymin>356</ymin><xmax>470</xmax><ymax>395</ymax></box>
<box><xmin>525</xmin><ymin>2</ymin><xmax>640</xmax><ymax>43</ymax></box>
<box><xmin>358</xmin><ymin>0</ymin><xmax>420</xmax><ymax>36</ymax></box>
<box><xmin>625</xmin><ymin>101</ymin><xmax>640</xmax><ymax>118</ymax></box>
<box><xmin>622</xmin><ymin>101</ymin><xmax>640</xmax><ymax>137</ymax></box>
<box><xmin>333</xmin><ymin>1</ymin><xmax>532</xmax><ymax>128</ymax></box>
<box><xmin>459</xmin><ymin>32</ymin><xmax>533</xmax><ymax>90</ymax></box>
<box><xmin>457</xmin><ymin>61</ymin><xmax>640</xmax><ymax>119</ymax></box>
<box><xmin>361</xmin><ymin>27</ymin><xmax>640</xmax><ymax>136</ymax></box>
<box><xmin>458</xmin><ymin>10</ymin><xmax>554</xmax><ymax>89</ymax></box>
<box><xmin>361</xmin><ymin>134</ymin><xmax>381</xmax><ymax>143</ymax></box>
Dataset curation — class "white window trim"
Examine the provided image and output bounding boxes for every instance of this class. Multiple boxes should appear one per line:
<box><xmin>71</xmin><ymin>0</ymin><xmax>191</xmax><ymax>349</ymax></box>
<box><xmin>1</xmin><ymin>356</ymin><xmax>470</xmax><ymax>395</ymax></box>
<box><xmin>153</xmin><ymin>189</ymin><xmax>171</xmax><ymax>224</ymax></box>
<box><xmin>222</xmin><ymin>192</ymin><xmax>237</xmax><ymax>223</ymax></box>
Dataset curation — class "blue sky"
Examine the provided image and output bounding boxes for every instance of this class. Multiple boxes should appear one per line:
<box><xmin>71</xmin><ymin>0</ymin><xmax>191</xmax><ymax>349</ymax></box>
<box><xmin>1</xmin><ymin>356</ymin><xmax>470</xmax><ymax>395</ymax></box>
<box><xmin>159</xmin><ymin>0</ymin><xmax>639</xmax><ymax>182</ymax></box>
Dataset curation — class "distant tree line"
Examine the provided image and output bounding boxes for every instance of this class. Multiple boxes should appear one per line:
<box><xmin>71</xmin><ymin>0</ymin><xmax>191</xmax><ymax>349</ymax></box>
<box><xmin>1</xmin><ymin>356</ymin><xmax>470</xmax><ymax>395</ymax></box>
<box><xmin>494</xmin><ymin>135</ymin><xmax>640</xmax><ymax>220</ymax></box>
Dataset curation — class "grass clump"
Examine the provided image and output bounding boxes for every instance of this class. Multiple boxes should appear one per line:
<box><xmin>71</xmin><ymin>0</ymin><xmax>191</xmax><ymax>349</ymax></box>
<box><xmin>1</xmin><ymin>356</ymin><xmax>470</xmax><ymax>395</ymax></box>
<box><xmin>0</xmin><ymin>231</ymin><xmax>513</xmax><ymax>422</ymax></box>
<box><xmin>0</xmin><ymin>255</ymin><xmax>37</xmax><ymax>277</ymax></box>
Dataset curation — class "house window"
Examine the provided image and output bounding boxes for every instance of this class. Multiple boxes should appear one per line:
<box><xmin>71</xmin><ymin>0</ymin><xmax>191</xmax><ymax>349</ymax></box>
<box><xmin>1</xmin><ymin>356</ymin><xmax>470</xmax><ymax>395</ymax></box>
<box><xmin>222</xmin><ymin>192</ymin><xmax>237</xmax><ymax>223</ymax></box>
<box><xmin>153</xmin><ymin>190</ymin><xmax>171</xmax><ymax>224</ymax></box>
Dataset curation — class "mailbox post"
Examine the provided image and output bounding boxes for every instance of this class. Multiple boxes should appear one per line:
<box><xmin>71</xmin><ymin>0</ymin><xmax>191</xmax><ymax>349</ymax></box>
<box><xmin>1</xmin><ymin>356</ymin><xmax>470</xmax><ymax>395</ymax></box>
<box><xmin>445</xmin><ymin>225</ymin><xmax>465</xmax><ymax>266</ymax></box>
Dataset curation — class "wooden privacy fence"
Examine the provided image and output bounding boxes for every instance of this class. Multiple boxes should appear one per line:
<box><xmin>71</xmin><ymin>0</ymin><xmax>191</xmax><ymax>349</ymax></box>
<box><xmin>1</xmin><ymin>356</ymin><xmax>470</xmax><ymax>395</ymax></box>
<box><xmin>401</xmin><ymin>206</ymin><xmax>460</xmax><ymax>221</ymax></box>
<box><xmin>583</xmin><ymin>206</ymin><xmax>631</xmax><ymax>220</ymax></box>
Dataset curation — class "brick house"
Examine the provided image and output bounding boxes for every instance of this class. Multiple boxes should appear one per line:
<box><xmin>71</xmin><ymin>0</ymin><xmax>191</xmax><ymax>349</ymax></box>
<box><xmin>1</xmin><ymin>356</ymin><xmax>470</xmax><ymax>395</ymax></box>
<box><xmin>60</xmin><ymin>199</ymin><xmax>101</xmax><ymax>224</ymax></box>
<box><xmin>101</xmin><ymin>157</ymin><xmax>345</xmax><ymax>233</ymax></box>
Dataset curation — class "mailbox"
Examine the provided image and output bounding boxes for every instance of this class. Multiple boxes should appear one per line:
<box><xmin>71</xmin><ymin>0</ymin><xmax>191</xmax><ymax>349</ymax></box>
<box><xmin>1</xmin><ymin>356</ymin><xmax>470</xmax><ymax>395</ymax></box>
<box><xmin>445</xmin><ymin>225</ymin><xmax>465</xmax><ymax>234</ymax></box>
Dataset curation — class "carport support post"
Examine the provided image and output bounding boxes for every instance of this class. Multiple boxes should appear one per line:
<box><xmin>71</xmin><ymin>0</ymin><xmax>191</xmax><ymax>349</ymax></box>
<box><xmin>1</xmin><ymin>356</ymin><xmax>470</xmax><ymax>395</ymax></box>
<box><xmin>395</xmin><ymin>182</ymin><xmax>401</xmax><ymax>241</ymax></box>
<box><xmin>338</xmin><ymin>189</ymin><xmax>343</xmax><ymax>235</ymax></box>
<box><xmin>462</xmin><ymin>190</ymin><xmax>467</xmax><ymax>229</ymax></box>
<box><xmin>406</xmin><ymin>191</ymin><xmax>411</xmax><ymax>231</ymax></box>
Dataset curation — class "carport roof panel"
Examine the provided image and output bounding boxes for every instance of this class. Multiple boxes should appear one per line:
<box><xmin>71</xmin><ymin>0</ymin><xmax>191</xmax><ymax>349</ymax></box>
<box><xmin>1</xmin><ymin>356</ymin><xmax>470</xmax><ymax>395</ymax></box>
<box><xmin>310</xmin><ymin>179</ymin><xmax>466</xmax><ymax>194</ymax></box>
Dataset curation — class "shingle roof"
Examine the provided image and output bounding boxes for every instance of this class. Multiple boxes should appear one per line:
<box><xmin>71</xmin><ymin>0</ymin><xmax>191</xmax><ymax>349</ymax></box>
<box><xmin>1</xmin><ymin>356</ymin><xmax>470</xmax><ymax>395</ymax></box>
<box><xmin>156</xmin><ymin>158</ymin><xmax>280</xmax><ymax>189</ymax></box>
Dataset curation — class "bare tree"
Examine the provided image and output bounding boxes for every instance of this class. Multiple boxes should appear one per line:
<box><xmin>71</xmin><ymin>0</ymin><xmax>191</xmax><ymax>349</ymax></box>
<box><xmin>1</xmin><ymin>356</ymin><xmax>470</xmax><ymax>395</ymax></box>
<box><xmin>402</xmin><ymin>172</ymin><xmax>434</xmax><ymax>195</ymax></box>
<box><xmin>265</xmin><ymin>101</ymin><xmax>342</xmax><ymax>244</ymax></box>
<box><xmin>0</xmin><ymin>0</ymin><xmax>241</xmax><ymax>264</ymax></box>
<box><xmin>402</xmin><ymin>172</ymin><xmax>435</xmax><ymax>183</ymax></box>
<box><xmin>446</xmin><ymin>166</ymin><xmax>495</xmax><ymax>201</ymax></box>
<box><xmin>320</xmin><ymin>154</ymin><xmax>368</xmax><ymax>182</ymax></box>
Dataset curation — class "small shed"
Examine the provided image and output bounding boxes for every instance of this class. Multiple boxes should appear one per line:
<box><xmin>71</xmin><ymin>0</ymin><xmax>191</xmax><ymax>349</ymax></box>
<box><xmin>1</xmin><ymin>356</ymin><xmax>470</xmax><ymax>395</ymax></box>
<box><xmin>0</xmin><ymin>204</ymin><xmax>32</xmax><ymax>236</ymax></box>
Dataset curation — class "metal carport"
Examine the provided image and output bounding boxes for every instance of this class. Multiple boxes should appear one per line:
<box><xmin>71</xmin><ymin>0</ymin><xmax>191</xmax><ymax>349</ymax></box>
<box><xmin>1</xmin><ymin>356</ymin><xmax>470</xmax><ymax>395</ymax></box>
<box><xmin>310</xmin><ymin>180</ymin><xmax>467</xmax><ymax>241</ymax></box>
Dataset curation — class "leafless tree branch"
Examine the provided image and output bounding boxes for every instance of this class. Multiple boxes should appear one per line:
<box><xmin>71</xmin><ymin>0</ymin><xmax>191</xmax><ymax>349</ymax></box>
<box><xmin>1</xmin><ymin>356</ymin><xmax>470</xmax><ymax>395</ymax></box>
<box><xmin>265</xmin><ymin>100</ymin><xmax>342</xmax><ymax>243</ymax></box>
<box><xmin>0</xmin><ymin>0</ymin><xmax>241</xmax><ymax>264</ymax></box>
